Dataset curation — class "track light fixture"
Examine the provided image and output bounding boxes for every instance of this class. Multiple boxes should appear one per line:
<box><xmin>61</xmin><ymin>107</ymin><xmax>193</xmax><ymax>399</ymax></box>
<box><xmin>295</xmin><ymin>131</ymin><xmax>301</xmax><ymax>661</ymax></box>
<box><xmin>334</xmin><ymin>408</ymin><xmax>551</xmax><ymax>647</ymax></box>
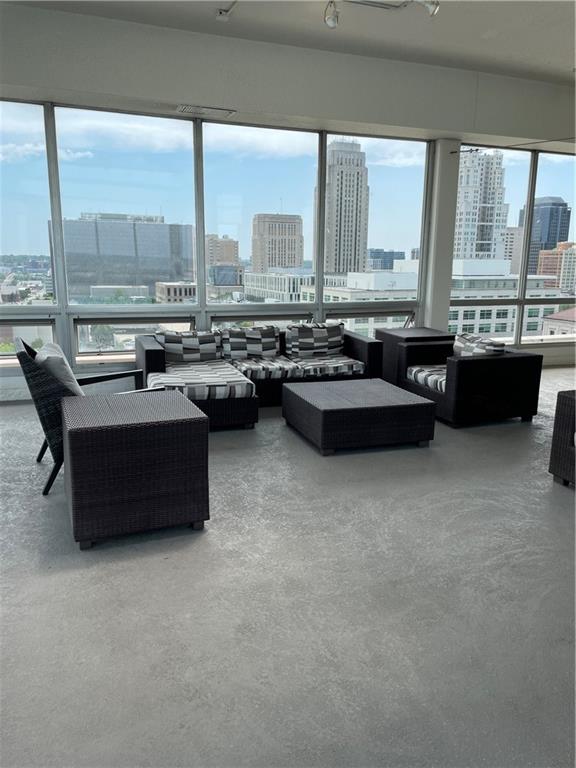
<box><xmin>324</xmin><ymin>0</ymin><xmax>340</xmax><ymax>28</ymax></box>
<box><xmin>323</xmin><ymin>0</ymin><xmax>439</xmax><ymax>29</ymax></box>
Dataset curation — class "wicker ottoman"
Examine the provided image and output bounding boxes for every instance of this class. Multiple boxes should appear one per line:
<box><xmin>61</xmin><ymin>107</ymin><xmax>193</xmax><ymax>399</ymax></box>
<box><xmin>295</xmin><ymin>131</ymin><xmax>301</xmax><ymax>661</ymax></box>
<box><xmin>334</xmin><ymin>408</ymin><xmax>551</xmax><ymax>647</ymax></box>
<box><xmin>282</xmin><ymin>378</ymin><xmax>436</xmax><ymax>455</ymax></box>
<box><xmin>62</xmin><ymin>391</ymin><xmax>209</xmax><ymax>549</ymax></box>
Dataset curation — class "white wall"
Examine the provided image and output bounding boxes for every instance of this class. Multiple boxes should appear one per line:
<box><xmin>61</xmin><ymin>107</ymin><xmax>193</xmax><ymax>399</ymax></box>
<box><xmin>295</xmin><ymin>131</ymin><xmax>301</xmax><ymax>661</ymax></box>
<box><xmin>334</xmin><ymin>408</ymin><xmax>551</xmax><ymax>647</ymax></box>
<box><xmin>0</xmin><ymin>3</ymin><xmax>573</xmax><ymax>150</ymax></box>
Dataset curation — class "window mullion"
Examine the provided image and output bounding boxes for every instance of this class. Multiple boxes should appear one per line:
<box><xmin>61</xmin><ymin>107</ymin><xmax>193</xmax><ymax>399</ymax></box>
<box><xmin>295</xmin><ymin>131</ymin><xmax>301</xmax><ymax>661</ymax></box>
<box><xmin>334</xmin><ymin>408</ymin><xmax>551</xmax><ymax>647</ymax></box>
<box><xmin>43</xmin><ymin>104</ymin><xmax>72</xmax><ymax>360</ymax></box>
<box><xmin>514</xmin><ymin>151</ymin><xmax>539</xmax><ymax>346</ymax></box>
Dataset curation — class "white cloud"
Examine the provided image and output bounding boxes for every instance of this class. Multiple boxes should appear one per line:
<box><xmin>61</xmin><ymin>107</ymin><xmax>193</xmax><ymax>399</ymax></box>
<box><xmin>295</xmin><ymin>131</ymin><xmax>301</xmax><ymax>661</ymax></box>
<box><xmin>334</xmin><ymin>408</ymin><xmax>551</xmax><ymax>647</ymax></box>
<box><xmin>0</xmin><ymin>143</ymin><xmax>45</xmax><ymax>162</ymax></box>
<box><xmin>3</xmin><ymin>104</ymin><xmax>427</xmax><ymax>166</ymax></box>
<box><xmin>362</xmin><ymin>138</ymin><xmax>426</xmax><ymax>167</ymax></box>
<box><xmin>540</xmin><ymin>152</ymin><xmax>575</xmax><ymax>165</ymax></box>
<box><xmin>58</xmin><ymin>148</ymin><xmax>94</xmax><ymax>162</ymax></box>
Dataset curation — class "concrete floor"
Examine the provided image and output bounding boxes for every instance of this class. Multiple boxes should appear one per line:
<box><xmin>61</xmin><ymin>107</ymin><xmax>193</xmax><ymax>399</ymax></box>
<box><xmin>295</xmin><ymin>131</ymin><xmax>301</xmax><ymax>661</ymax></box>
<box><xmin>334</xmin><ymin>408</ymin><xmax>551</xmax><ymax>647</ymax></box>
<box><xmin>0</xmin><ymin>368</ymin><xmax>574</xmax><ymax>768</ymax></box>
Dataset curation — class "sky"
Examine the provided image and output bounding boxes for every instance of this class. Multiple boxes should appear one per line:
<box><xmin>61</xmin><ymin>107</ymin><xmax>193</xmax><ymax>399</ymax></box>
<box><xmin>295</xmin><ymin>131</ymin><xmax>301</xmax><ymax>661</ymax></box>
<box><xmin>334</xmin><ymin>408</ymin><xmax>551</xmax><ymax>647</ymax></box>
<box><xmin>1</xmin><ymin>101</ymin><xmax>574</xmax><ymax>263</ymax></box>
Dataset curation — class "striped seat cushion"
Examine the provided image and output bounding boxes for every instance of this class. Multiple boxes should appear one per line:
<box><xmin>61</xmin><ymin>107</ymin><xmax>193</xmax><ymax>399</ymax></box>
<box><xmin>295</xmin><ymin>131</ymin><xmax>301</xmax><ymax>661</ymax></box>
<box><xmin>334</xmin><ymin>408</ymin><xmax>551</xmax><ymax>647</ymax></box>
<box><xmin>147</xmin><ymin>361</ymin><xmax>254</xmax><ymax>400</ymax></box>
<box><xmin>407</xmin><ymin>365</ymin><xmax>447</xmax><ymax>394</ymax></box>
<box><xmin>221</xmin><ymin>326</ymin><xmax>280</xmax><ymax>360</ymax></box>
<box><xmin>453</xmin><ymin>333</ymin><xmax>505</xmax><ymax>357</ymax></box>
<box><xmin>285</xmin><ymin>323</ymin><xmax>344</xmax><ymax>358</ymax></box>
<box><xmin>231</xmin><ymin>355</ymin><xmax>304</xmax><ymax>380</ymax></box>
<box><xmin>289</xmin><ymin>354</ymin><xmax>365</xmax><ymax>377</ymax></box>
<box><xmin>154</xmin><ymin>331</ymin><xmax>222</xmax><ymax>363</ymax></box>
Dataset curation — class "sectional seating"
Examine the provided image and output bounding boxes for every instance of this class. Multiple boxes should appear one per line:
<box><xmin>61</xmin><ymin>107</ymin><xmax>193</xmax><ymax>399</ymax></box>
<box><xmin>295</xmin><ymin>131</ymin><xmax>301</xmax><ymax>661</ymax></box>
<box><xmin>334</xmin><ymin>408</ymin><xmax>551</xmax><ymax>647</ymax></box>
<box><xmin>289</xmin><ymin>354</ymin><xmax>365</xmax><ymax>377</ymax></box>
<box><xmin>406</xmin><ymin>365</ymin><xmax>447</xmax><ymax>394</ymax></box>
<box><xmin>231</xmin><ymin>355</ymin><xmax>305</xmax><ymax>380</ymax></box>
<box><xmin>147</xmin><ymin>360</ymin><xmax>255</xmax><ymax>400</ymax></box>
<box><xmin>396</xmin><ymin>331</ymin><xmax>543</xmax><ymax>426</ymax></box>
<box><xmin>136</xmin><ymin>323</ymin><xmax>382</xmax><ymax>428</ymax></box>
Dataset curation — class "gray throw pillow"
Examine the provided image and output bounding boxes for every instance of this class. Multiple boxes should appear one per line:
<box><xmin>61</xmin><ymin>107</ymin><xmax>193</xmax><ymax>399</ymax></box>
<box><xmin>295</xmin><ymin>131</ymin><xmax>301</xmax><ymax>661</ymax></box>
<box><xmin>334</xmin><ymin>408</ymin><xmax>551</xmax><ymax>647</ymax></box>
<box><xmin>35</xmin><ymin>343</ymin><xmax>85</xmax><ymax>396</ymax></box>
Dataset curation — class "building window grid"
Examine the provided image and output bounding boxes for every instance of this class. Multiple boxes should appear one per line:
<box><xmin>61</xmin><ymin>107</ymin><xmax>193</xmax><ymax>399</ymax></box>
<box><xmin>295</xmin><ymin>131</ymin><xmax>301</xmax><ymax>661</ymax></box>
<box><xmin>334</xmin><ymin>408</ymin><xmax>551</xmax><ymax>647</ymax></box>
<box><xmin>1</xmin><ymin>101</ymin><xmax>574</xmax><ymax>362</ymax></box>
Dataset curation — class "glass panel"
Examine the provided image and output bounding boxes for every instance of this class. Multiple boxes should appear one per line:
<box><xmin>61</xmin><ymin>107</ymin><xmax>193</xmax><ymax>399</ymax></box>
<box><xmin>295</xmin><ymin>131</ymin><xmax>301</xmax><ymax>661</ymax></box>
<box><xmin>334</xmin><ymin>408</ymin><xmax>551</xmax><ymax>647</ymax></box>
<box><xmin>75</xmin><ymin>320</ymin><xmax>192</xmax><ymax>354</ymax></box>
<box><xmin>448</xmin><ymin>303</ymin><xmax>516</xmax><ymax>341</ymax></box>
<box><xmin>55</xmin><ymin>108</ymin><xmax>196</xmax><ymax>305</ymax></box>
<box><xmin>0</xmin><ymin>102</ymin><xmax>55</xmax><ymax>305</ymax></box>
<box><xmin>524</xmin><ymin>153</ymin><xmax>575</xmax><ymax>306</ymax></box>
<box><xmin>0</xmin><ymin>322</ymin><xmax>53</xmax><ymax>356</ymax></box>
<box><xmin>325</xmin><ymin>314</ymin><xmax>411</xmax><ymax>336</ymax></box>
<box><xmin>323</xmin><ymin>135</ymin><xmax>426</xmax><ymax>303</ymax></box>
<box><xmin>521</xmin><ymin>302</ymin><xmax>575</xmax><ymax>343</ymax></box>
<box><xmin>451</xmin><ymin>146</ymin><xmax>530</xmax><ymax>309</ymax></box>
<box><xmin>203</xmin><ymin>124</ymin><xmax>317</xmax><ymax>304</ymax></box>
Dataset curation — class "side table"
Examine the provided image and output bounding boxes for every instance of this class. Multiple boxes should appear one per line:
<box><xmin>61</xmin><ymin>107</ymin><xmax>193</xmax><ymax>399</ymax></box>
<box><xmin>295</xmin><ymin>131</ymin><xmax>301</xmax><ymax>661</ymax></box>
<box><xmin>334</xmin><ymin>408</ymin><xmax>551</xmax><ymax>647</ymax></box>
<box><xmin>375</xmin><ymin>327</ymin><xmax>455</xmax><ymax>385</ymax></box>
<box><xmin>62</xmin><ymin>390</ymin><xmax>209</xmax><ymax>550</ymax></box>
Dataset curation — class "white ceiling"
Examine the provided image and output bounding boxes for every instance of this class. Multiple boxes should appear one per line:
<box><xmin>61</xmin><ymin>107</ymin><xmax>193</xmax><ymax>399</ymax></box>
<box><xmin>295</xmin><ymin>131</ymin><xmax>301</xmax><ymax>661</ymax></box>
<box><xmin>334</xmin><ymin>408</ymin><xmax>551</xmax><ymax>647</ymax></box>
<box><xmin>20</xmin><ymin>0</ymin><xmax>576</xmax><ymax>84</ymax></box>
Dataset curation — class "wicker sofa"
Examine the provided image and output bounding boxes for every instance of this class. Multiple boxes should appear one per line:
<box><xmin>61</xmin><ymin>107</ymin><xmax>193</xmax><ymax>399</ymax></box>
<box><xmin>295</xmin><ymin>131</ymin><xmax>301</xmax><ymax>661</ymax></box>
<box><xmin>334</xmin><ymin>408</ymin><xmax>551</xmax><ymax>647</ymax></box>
<box><xmin>135</xmin><ymin>325</ymin><xmax>382</xmax><ymax>429</ymax></box>
<box><xmin>395</xmin><ymin>337</ymin><xmax>543</xmax><ymax>426</ymax></box>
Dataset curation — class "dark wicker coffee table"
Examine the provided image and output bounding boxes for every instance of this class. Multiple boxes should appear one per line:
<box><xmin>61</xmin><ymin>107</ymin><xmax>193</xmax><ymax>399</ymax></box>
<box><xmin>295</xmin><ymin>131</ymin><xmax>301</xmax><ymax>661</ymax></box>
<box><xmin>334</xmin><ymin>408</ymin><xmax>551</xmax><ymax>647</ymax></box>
<box><xmin>62</xmin><ymin>390</ymin><xmax>209</xmax><ymax>549</ymax></box>
<box><xmin>282</xmin><ymin>378</ymin><xmax>436</xmax><ymax>455</ymax></box>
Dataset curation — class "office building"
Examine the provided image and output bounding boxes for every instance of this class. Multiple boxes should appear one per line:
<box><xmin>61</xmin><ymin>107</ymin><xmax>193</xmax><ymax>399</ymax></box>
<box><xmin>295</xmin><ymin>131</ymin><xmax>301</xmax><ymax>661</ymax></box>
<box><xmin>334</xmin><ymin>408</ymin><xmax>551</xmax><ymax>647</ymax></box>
<box><xmin>322</xmin><ymin>139</ymin><xmax>369</xmax><ymax>274</ymax></box>
<box><xmin>251</xmin><ymin>214</ymin><xmax>303</xmax><ymax>272</ymax></box>
<box><xmin>154</xmin><ymin>281</ymin><xmax>196</xmax><ymax>303</ymax></box>
<box><xmin>537</xmin><ymin>242</ymin><xmax>576</xmax><ymax>294</ymax></box>
<box><xmin>368</xmin><ymin>249</ymin><xmax>405</xmax><ymax>270</ymax></box>
<box><xmin>61</xmin><ymin>213</ymin><xmax>195</xmax><ymax>301</ymax></box>
<box><xmin>519</xmin><ymin>196</ymin><xmax>572</xmax><ymax>274</ymax></box>
<box><xmin>205</xmin><ymin>234</ymin><xmax>240</xmax><ymax>266</ymax></box>
<box><xmin>503</xmin><ymin>226</ymin><xmax>524</xmax><ymax>271</ymax></box>
<box><xmin>453</xmin><ymin>150</ymin><xmax>509</xmax><ymax>260</ymax></box>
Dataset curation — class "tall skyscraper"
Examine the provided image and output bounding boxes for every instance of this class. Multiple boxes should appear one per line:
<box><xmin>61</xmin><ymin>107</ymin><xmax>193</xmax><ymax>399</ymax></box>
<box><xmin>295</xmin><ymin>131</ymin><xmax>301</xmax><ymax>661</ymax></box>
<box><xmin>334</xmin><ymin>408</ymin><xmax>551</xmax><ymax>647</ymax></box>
<box><xmin>322</xmin><ymin>140</ymin><xmax>369</xmax><ymax>274</ymax></box>
<box><xmin>251</xmin><ymin>214</ymin><xmax>303</xmax><ymax>273</ymax></box>
<box><xmin>519</xmin><ymin>196</ymin><xmax>572</xmax><ymax>274</ymax></box>
<box><xmin>59</xmin><ymin>213</ymin><xmax>195</xmax><ymax>301</ymax></box>
<box><xmin>453</xmin><ymin>150</ymin><xmax>509</xmax><ymax>260</ymax></box>
<box><xmin>205</xmin><ymin>234</ymin><xmax>239</xmax><ymax>266</ymax></box>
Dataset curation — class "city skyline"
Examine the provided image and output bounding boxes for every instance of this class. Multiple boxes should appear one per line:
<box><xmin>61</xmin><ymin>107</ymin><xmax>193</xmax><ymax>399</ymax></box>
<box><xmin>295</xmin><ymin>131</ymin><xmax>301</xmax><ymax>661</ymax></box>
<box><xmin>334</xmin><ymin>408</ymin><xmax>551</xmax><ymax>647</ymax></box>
<box><xmin>1</xmin><ymin>102</ymin><xmax>574</xmax><ymax>263</ymax></box>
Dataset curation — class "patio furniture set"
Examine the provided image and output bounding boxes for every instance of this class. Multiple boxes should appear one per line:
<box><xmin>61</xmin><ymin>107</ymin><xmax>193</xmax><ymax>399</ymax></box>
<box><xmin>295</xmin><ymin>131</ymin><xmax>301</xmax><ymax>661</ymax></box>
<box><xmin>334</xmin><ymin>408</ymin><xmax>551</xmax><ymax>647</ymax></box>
<box><xmin>16</xmin><ymin>323</ymin><xmax>570</xmax><ymax>550</ymax></box>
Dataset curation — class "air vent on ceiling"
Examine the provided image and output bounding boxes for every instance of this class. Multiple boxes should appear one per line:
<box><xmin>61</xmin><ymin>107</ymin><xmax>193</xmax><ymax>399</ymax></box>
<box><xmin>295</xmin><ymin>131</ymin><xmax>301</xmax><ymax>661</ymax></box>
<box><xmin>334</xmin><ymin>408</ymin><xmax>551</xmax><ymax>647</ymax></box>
<box><xmin>176</xmin><ymin>104</ymin><xmax>237</xmax><ymax>118</ymax></box>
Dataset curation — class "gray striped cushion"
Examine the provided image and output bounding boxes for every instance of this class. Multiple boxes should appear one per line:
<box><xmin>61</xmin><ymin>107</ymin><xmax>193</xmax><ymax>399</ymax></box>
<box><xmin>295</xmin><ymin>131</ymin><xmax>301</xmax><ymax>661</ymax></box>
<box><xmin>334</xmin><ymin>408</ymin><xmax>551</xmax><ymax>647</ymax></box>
<box><xmin>154</xmin><ymin>331</ymin><xmax>222</xmax><ymax>363</ymax></box>
<box><xmin>285</xmin><ymin>323</ymin><xmax>344</xmax><ymax>358</ymax></box>
<box><xmin>453</xmin><ymin>333</ymin><xmax>505</xmax><ymax>357</ymax></box>
<box><xmin>231</xmin><ymin>355</ymin><xmax>304</xmax><ymax>380</ymax></box>
<box><xmin>147</xmin><ymin>361</ymin><xmax>254</xmax><ymax>400</ymax></box>
<box><xmin>221</xmin><ymin>326</ymin><xmax>280</xmax><ymax>360</ymax></box>
<box><xmin>407</xmin><ymin>365</ymin><xmax>447</xmax><ymax>394</ymax></box>
<box><xmin>289</xmin><ymin>354</ymin><xmax>365</xmax><ymax>377</ymax></box>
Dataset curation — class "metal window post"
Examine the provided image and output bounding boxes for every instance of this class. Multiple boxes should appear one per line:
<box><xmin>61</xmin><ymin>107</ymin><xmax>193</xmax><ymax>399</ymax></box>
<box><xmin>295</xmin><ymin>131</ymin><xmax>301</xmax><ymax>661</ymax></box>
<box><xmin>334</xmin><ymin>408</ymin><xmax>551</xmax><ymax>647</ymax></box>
<box><xmin>514</xmin><ymin>151</ymin><xmax>539</xmax><ymax>346</ymax></box>
<box><xmin>314</xmin><ymin>132</ymin><xmax>327</xmax><ymax>322</ymax></box>
<box><xmin>415</xmin><ymin>140</ymin><xmax>435</xmax><ymax>326</ymax></box>
<box><xmin>43</xmin><ymin>104</ymin><xmax>73</xmax><ymax>361</ymax></box>
<box><xmin>193</xmin><ymin>119</ymin><xmax>208</xmax><ymax>329</ymax></box>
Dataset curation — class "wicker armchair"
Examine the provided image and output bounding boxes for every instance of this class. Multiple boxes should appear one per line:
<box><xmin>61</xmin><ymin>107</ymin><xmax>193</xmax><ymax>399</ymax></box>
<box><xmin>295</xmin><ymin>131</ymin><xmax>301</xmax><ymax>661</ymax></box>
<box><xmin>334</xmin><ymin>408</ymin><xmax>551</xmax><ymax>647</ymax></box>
<box><xmin>396</xmin><ymin>340</ymin><xmax>543</xmax><ymax>426</ymax></box>
<box><xmin>15</xmin><ymin>338</ymin><xmax>144</xmax><ymax>495</ymax></box>
<box><xmin>549</xmin><ymin>390</ymin><xmax>575</xmax><ymax>487</ymax></box>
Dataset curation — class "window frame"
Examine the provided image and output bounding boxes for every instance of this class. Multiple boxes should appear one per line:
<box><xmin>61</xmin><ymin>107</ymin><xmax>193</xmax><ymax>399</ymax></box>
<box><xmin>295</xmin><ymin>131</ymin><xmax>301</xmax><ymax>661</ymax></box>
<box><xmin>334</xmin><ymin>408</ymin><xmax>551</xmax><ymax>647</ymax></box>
<box><xmin>1</xmin><ymin>98</ymin><xmax>573</xmax><ymax>370</ymax></box>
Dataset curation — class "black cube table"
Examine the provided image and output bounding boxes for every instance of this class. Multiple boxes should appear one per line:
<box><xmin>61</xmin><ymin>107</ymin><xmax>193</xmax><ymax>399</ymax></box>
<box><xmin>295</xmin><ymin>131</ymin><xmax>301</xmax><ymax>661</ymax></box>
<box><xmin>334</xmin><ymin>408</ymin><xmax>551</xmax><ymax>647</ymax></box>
<box><xmin>375</xmin><ymin>327</ymin><xmax>455</xmax><ymax>385</ymax></box>
<box><xmin>282</xmin><ymin>379</ymin><xmax>436</xmax><ymax>455</ymax></box>
<box><xmin>62</xmin><ymin>390</ymin><xmax>209</xmax><ymax>550</ymax></box>
<box><xmin>549</xmin><ymin>390</ymin><xmax>575</xmax><ymax>487</ymax></box>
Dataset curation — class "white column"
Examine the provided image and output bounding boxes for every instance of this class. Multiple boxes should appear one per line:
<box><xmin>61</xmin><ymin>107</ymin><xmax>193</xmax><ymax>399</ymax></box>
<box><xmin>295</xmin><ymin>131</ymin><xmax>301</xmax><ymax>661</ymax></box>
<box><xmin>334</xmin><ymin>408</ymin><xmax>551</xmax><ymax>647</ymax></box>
<box><xmin>422</xmin><ymin>139</ymin><xmax>461</xmax><ymax>330</ymax></box>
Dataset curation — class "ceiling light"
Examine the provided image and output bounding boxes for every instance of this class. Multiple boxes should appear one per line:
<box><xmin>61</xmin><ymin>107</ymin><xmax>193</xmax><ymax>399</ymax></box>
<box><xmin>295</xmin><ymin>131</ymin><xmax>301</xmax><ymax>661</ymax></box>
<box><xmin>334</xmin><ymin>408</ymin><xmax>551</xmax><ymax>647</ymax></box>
<box><xmin>416</xmin><ymin>0</ymin><xmax>440</xmax><ymax>16</ymax></box>
<box><xmin>324</xmin><ymin>0</ymin><xmax>339</xmax><ymax>29</ymax></box>
<box><xmin>335</xmin><ymin>0</ymin><xmax>439</xmax><ymax>26</ymax></box>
